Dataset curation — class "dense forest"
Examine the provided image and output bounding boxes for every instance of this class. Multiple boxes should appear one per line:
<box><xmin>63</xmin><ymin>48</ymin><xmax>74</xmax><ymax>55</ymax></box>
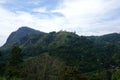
<box><xmin>0</xmin><ymin>26</ymin><xmax>120</xmax><ymax>80</ymax></box>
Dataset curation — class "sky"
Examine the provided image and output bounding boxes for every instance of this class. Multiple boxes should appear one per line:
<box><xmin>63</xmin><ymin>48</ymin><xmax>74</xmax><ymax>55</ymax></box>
<box><xmin>0</xmin><ymin>0</ymin><xmax>120</xmax><ymax>46</ymax></box>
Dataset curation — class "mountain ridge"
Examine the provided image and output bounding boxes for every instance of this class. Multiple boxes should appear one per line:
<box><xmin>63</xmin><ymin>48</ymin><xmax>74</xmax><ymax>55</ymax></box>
<box><xmin>1</xmin><ymin>26</ymin><xmax>120</xmax><ymax>79</ymax></box>
<box><xmin>1</xmin><ymin>27</ymin><xmax>120</xmax><ymax>54</ymax></box>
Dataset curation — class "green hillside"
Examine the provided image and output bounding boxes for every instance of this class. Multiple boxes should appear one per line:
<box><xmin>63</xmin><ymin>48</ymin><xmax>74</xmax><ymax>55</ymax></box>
<box><xmin>1</xmin><ymin>27</ymin><xmax>120</xmax><ymax>80</ymax></box>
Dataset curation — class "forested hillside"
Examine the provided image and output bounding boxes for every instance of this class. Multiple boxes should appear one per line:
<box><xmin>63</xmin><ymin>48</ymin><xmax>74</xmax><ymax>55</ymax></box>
<box><xmin>0</xmin><ymin>27</ymin><xmax>120</xmax><ymax>80</ymax></box>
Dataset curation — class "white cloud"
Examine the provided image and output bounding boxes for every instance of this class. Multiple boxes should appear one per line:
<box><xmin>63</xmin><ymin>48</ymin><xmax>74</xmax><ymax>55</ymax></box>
<box><xmin>0</xmin><ymin>6</ymin><xmax>65</xmax><ymax>46</ymax></box>
<box><xmin>0</xmin><ymin>0</ymin><xmax>8</xmax><ymax>4</ymax></box>
<box><xmin>0</xmin><ymin>0</ymin><xmax>120</xmax><ymax>46</ymax></box>
<box><xmin>52</xmin><ymin>0</ymin><xmax>120</xmax><ymax>35</ymax></box>
<box><xmin>54</xmin><ymin>0</ymin><xmax>104</xmax><ymax>17</ymax></box>
<box><xmin>33</xmin><ymin>7</ymin><xmax>47</xmax><ymax>13</ymax></box>
<box><xmin>28</xmin><ymin>0</ymin><xmax>42</xmax><ymax>5</ymax></box>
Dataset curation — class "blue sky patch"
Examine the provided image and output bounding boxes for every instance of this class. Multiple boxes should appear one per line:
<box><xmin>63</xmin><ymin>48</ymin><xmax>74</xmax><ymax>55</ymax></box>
<box><xmin>2</xmin><ymin>0</ymin><xmax>63</xmax><ymax>12</ymax></box>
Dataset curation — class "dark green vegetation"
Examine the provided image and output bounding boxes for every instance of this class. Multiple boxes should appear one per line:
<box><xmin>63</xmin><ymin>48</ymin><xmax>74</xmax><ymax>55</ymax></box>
<box><xmin>0</xmin><ymin>26</ymin><xmax>120</xmax><ymax>80</ymax></box>
<box><xmin>5</xmin><ymin>46</ymin><xmax>22</xmax><ymax>79</ymax></box>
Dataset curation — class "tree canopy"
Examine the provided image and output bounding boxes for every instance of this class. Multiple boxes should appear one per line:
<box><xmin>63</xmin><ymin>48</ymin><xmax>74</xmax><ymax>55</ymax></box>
<box><xmin>0</xmin><ymin>51</ymin><xmax>2</xmax><ymax>56</ymax></box>
<box><xmin>5</xmin><ymin>46</ymin><xmax>23</xmax><ymax>79</ymax></box>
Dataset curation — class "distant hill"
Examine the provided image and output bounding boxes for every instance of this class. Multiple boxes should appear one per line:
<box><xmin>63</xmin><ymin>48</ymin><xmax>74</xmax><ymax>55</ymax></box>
<box><xmin>99</xmin><ymin>33</ymin><xmax>120</xmax><ymax>43</ymax></box>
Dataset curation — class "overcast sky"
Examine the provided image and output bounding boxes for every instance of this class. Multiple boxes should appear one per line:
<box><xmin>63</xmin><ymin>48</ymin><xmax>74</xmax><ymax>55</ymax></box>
<box><xmin>0</xmin><ymin>0</ymin><xmax>120</xmax><ymax>46</ymax></box>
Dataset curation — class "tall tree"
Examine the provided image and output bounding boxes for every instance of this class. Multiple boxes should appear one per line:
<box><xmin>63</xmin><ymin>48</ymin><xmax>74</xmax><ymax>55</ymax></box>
<box><xmin>63</xmin><ymin>66</ymin><xmax>89</xmax><ymax>80</ymax></box>
<box><xmin>5</xmin><ymin>46</ymin><xmax>23</xmax><ymax>79</ymax></box>
<box><xmin>0</xmin><ymin>51</ymin><xmax>2</xmax><ymax>57</ymax></box>
<box><xmin>112</xmin><ymin>70</ymin><xmax>120</xmax><ymax>80</ymax></box>
<box><xmin>20</xmin><ymin>53</ymin><xmax>65</xmax><ymax>80</ymax></box>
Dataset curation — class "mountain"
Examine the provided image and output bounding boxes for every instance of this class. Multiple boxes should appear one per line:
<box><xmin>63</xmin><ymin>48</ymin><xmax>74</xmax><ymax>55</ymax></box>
<box><xmin>1</xmin><ymin>27</ymin><xmax>120</xmax><ymax>62</ymax></box>
<box><xmin>99</xmin><ymin>33</ymin><xmax>120</xmax><ymax>43</ymax></box>
<box><xmin>0</xmin><ymin>26</ymin><xmax>46</xmax><ymax>57</ymax></box>
<box><xmin>3</xmin><ymin>26</ymin><xmax>46</xmax><ymax>47</ymax></box>
<box><xmin>1</xmin><ymin>27</ymin><xmax>120</xmax><ymax>80</ymax></box>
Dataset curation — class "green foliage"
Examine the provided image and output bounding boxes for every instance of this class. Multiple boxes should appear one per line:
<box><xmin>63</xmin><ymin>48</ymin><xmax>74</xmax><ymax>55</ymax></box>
<box><xmin>0</xmin><ymin>51</ymin><xmax>6</xmax><ymax>76</ymax></box>
<box><xmin>20</xmin><ymin>54</ymin><xmax>65</xmax><ymax>80</ymax></box>
<box><xmin>0</xmin><ymin>77</ymin><xmax>22</xmax><ymax>80</ymax></box>
<box><xmin>19</xmin><ymin>54</ymin><xmax>89</xmax><ymax>80</ymax></box>
<box><xmin>2</xmin><ymin>27</ymin><xmax>120</xmax><ymax>80</ymax></box>
<box><xmin>112</xmin><ymin>70</ymin><xmax>120</xmax><ymax>80</ymax></box>
<box><xmin>7</xmin><ymin>46</ymin><xmax>22</xmax><ymax>66</ymax></box>
<box><xmin>0</xmin><ymin>51</ymin><xmax>2</xmax><ymax>56</ymax></box>
<box><xmin>0</xmin><ymin>63</ymin><xmax>6</xmax><ymax>76</ymax></box>
<box><xmin>5</xmin><ymin>46</ymin><xmax>23</xmax><ymax>79</ymax></box>
<box><xmin>89</xmin><ymin>70</ymin><xmax>112</xmax><ymax>80</ymax></box>
<box><xmin>63</xmin><ymin>66</ymin><xmax>89</xmax><ymax>80</ymax></box>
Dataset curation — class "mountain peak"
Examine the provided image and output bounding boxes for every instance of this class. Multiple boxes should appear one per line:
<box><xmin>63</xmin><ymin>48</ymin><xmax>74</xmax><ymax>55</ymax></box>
<box><xmin>17</xmin><ymin>26</ymin><xmax>37</xmax><ymax>33</ymax></box>
<box><xmin>3</xmin><ymin>26</ymin><xmax>45</xmax><ymax>48</ymax></box>
<box><xmin>18</xmin><ymin>26</ymin><xmax>33</xmax><ymax>31</ymax></box>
